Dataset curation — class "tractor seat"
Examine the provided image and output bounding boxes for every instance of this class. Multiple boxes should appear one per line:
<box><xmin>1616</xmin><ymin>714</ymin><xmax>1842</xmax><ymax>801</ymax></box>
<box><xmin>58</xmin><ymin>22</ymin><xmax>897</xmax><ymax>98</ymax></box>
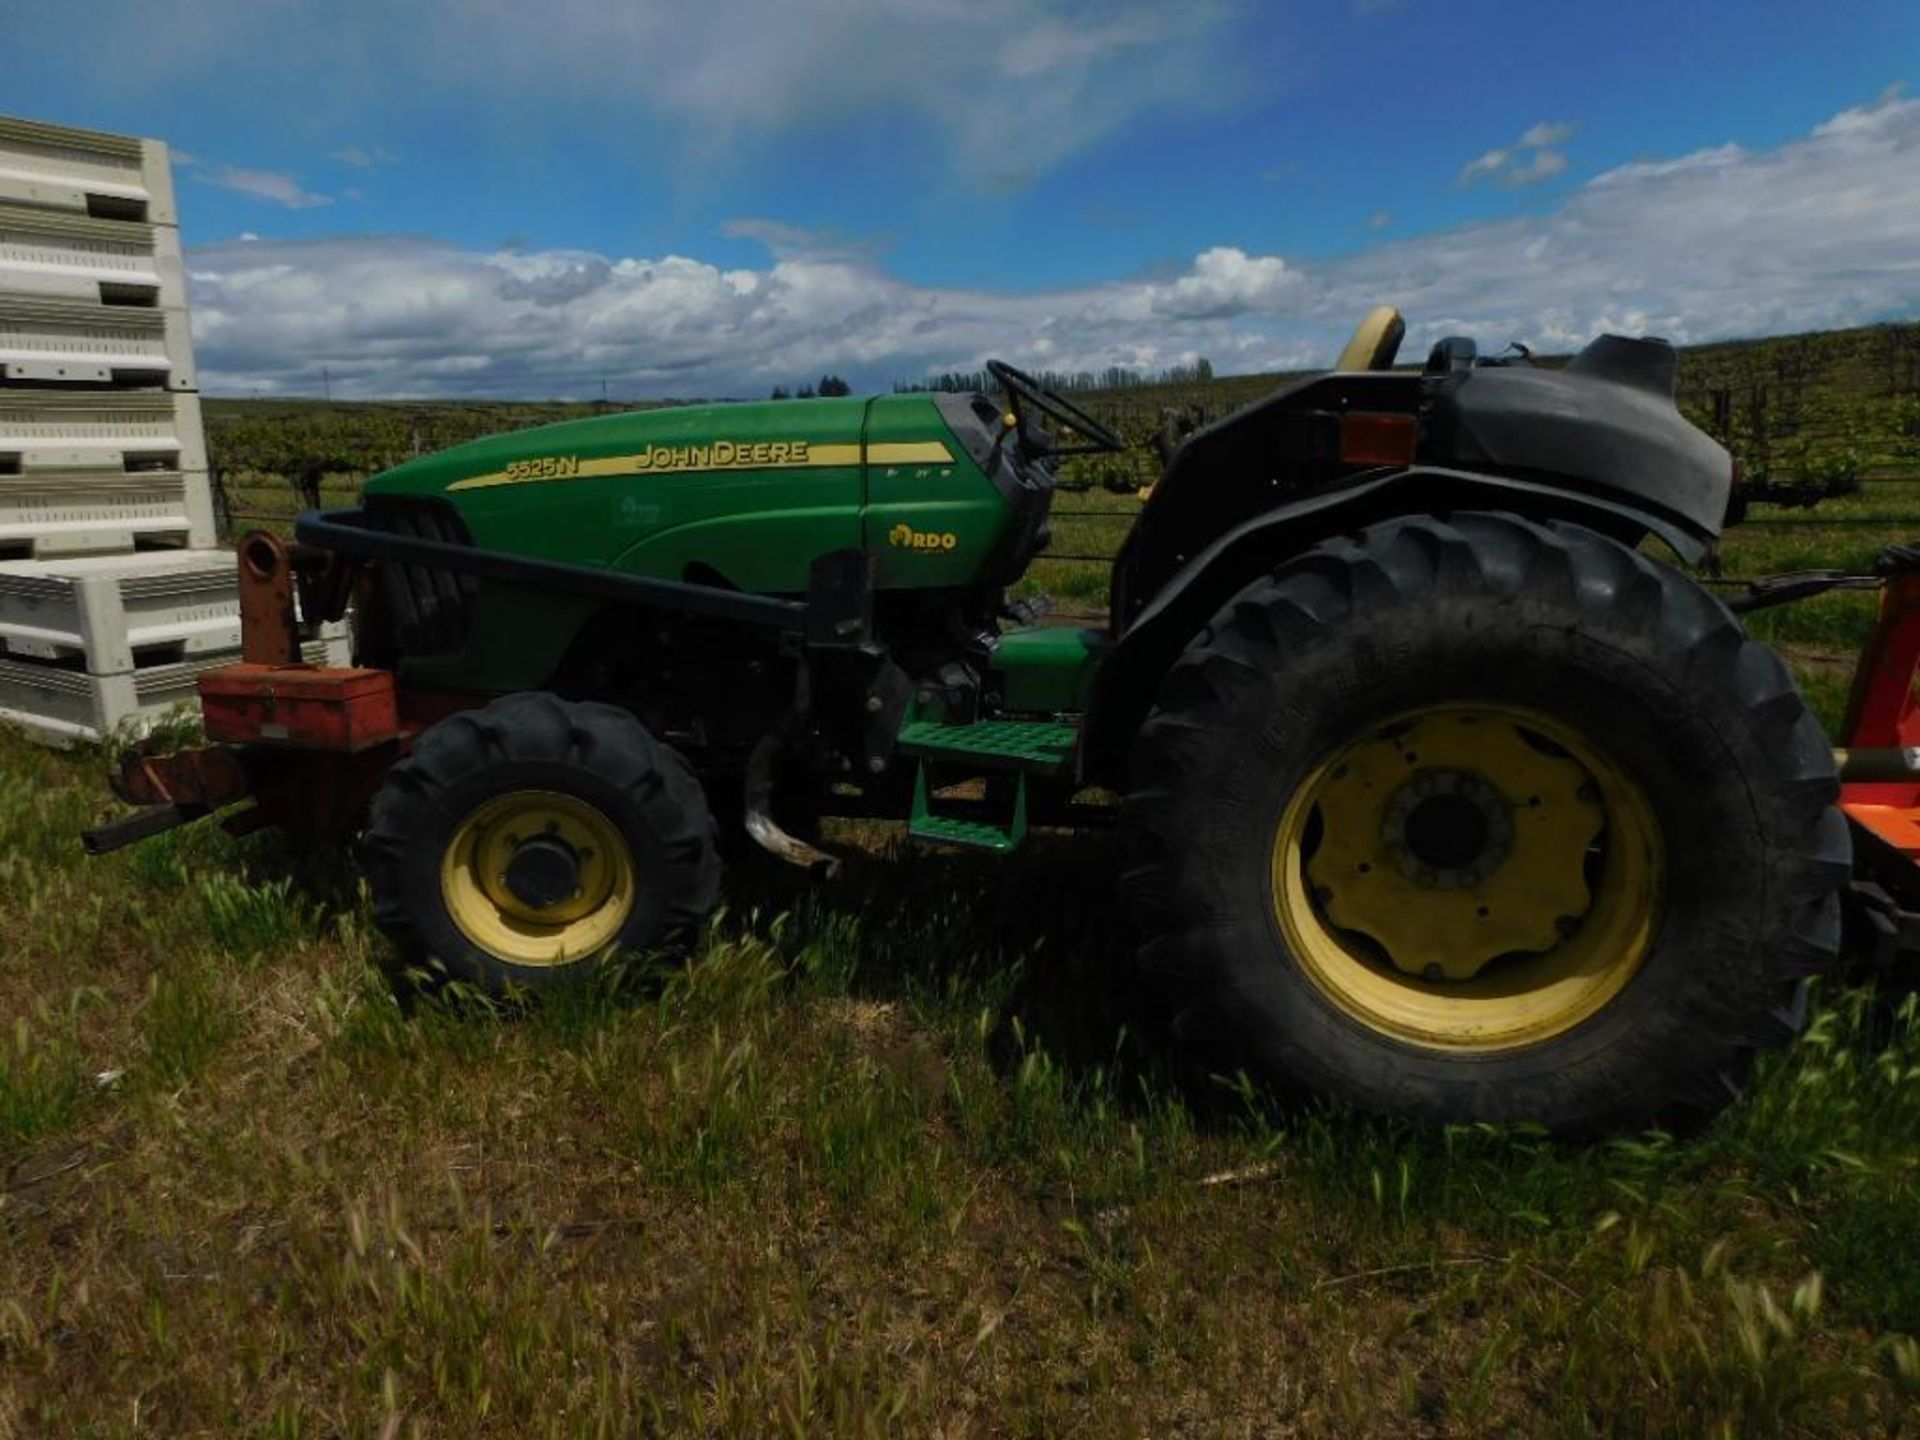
<box><xmin>1335</xmin><ymin>305</ymin><xmax>1407</xmax><ymax>372</ymax></box>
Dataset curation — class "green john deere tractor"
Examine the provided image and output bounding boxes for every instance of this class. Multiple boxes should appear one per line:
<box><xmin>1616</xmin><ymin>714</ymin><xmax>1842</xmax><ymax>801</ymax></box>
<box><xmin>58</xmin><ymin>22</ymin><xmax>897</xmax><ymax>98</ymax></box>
<box><xmin>89</xmin><ymin>307</ymin><xmax>1847</xmax><ymax>1133</ymax></box>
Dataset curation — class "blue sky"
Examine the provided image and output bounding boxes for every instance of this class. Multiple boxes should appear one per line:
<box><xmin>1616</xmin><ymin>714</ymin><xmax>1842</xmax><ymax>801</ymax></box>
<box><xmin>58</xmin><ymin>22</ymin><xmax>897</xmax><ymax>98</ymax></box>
<box><xmin>5</xmin><ymin>0</ymin><xmax>1918</xmax><ymax>397</ymax></box>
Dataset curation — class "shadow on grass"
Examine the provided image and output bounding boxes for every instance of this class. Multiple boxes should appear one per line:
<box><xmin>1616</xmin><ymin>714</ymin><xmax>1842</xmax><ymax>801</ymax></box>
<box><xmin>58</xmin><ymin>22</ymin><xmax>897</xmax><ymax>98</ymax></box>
<box><xmin>720</xmin><ymin>826</ymin><xmax>1205</xmax><ymax>1110</ymax></box>
<box><xmin>363</xmin><ymin>820</ymin><xmax>1199</xmax><ymax>1112</ymax></box>
<box><xmin>328</xmin><ymin>796</ymin><xmax>1920</xmax><ymax>1187</ymax></box>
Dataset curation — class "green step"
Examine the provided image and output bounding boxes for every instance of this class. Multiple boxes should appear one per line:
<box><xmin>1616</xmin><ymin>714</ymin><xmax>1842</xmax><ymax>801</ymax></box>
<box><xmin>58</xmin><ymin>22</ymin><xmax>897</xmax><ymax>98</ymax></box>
<box><xmin>908</xmin><ymin>764</ymin><xmax>1029</xmax><ymax>853</ymax></box>
<box><xmin>909</xmin><ymin>811</ymin><xmax>1022</xmax><ymax>853</ymax></box>
<box><xmin>895</xmin><ymin>718</ymin><xmax>1078</xmax><ymax>774</ymax></box>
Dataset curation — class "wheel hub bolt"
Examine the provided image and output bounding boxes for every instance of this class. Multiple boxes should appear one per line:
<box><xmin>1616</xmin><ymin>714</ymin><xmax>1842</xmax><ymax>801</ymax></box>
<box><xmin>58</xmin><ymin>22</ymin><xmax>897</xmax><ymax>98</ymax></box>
<box><xmin>502</xmin><ymin>833</ymin><xmax>584</xmax><ymax>911</ymax></box>
<box><xmin>1381</xmin><ymin>769</ymin><xmax>1513</xmax><ymax>887</ymax></box>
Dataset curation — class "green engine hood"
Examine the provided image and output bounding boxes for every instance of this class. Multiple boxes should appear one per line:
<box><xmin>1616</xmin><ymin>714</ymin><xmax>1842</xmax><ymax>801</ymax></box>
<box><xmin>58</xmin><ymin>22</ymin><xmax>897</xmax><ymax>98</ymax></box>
<box><xmin>347</xmin><ymin>390</ymin><xmax>1049</xmax><ymax>695</ymax></box>
<box><xmin>360</xmin><ymin>394</ymin><xmax>997</xmax><ymax>595</ymax></box>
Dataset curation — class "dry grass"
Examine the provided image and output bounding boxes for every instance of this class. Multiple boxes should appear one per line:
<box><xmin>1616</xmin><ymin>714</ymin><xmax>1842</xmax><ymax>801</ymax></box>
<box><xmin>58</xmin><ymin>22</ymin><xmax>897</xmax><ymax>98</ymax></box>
<box><xmin>0</xmin><ymin>721</ymin><xmax>1916</xmax><ymax>1438</ymax></box>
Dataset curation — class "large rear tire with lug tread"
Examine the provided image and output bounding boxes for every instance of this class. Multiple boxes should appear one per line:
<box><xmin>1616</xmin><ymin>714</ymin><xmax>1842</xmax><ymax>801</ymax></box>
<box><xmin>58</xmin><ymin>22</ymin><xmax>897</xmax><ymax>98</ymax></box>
<box><xmin>1122</xmin><ymin>512</ymin><xmax>1848</xmax><ymax>1133</ymax></box>
<box><xmin>363</xmin><ymin>691</ymin><xmax>720</xmax><ymax>991</ymax></box>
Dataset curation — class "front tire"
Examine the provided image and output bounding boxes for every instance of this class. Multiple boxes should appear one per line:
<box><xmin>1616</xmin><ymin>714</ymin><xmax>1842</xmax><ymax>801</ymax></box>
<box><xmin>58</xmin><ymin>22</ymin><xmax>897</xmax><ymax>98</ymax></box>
<box><xmin>363</xmin><ymin>692</ymin><xmax>721</xmax><ymax>991</ymax></box>
<box><xmin>1122</xmin><ymin>513</ymin><xmax>1847</xmax><ymax>1132</ymax></box>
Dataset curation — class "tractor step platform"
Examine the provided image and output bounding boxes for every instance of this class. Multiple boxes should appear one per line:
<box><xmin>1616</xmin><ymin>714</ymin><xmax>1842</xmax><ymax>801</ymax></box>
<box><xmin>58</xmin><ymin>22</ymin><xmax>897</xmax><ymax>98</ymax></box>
<box><xmin>899</xmin><ymin>718</ymin><xmax>1071</xmax><ymax>852</ymax></box>
<box><xmin>894</xmin><ymin>718</ymin><xmax>1077</xmax><ymax>775</ymax></box>
<box><xmin>909</xmin><ymin>808</ymin><xmax>1024</xmax><ymax>854</ymax></box>
<box><xmin>908</xmin><ymin>765</ymin><xmax>1030</xmax><ymax>854</ymax></box>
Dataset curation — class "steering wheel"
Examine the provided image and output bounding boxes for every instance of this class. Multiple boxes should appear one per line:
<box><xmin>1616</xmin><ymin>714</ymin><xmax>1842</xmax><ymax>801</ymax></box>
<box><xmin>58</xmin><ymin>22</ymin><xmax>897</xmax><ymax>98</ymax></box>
<box><xmin>986</xmin><ymin>359</ymin><xmax>1127</xmax><ymax>457</ymax></box>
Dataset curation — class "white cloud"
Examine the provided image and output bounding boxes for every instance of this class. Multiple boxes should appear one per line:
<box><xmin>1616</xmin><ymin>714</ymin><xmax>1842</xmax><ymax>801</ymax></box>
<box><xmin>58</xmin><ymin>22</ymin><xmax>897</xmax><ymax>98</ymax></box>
<box><xmin>332</xmin><ymin>146</ymin><xmax>399</xmax><ymax>169</ymax></box>
<box><xmin>200</xmin><ymin>166</ymin><xmax>332</xmax><ymax>210</ymax></box>
<box><xmin>443</xmin><ymin>0</ymin><xmax>1236</xmax><ymax>187</ymax></box>
<box><xmin>1518</xmin><ymin>121</ymin><xmax>1575</xmax><ymax>150</ymax></box>
<box><xmin>1460</xmin><ymin>148</ymin><xmax>1511</xmax><ymax>183</ymax></box>
<box><xmin>1460</xmin><ymin>120</ymin><xmax>1575</xmax><ymax>187</ymax></box>
<box><xmin>1147</xmin><ymin>247</ymin><xmax>1297</xmax><ymax>321</ymax></box>
<box><xmin>718</xmin><ymin>218</ymin><xmax>880</xmax><ymax>266</ymax></box>
<box><xmin>15</xmin><ymin>0</ymin><xmax>1239</xmax><ymax>191</ymax></box>
<box><xmin>1333</xmin><ymin>90</ymin><xmax>1920</xmax><ymax>353</ymax></box>
<box><xmin>185</xmin><ymin>91</ymin><xmax>1920</xmax><ymax>398</ymax></box>
<box><xmin>1505</xmin><ymin>149</ymin><xmax>1569</xmax><ymax>185</ymax></box>
<box><xmin>1814</xmin><ymin>81</ymin><xmax>1909</xmax><ymax>135</ymax></box>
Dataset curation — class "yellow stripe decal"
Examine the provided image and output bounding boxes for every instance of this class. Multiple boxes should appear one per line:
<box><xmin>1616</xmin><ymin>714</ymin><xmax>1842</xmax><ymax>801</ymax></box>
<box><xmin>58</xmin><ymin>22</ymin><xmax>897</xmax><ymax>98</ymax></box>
<box><xmin>868</xmin><ymin>441</ymin><xmax>955</xmax><ymax>466</ymax></box>
<box><xmin>446</xmin><ymin>438</ymin><xmax>950</xmax><ymax>493</ymax></box>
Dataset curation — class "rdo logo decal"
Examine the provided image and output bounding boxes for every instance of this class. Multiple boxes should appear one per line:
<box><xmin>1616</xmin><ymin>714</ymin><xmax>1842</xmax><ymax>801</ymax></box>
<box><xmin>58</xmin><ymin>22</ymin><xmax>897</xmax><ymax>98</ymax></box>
<box><xmin>887</xmin><ymin>523</ymin><xmax>959</xmax><ymax>551</ymax></box>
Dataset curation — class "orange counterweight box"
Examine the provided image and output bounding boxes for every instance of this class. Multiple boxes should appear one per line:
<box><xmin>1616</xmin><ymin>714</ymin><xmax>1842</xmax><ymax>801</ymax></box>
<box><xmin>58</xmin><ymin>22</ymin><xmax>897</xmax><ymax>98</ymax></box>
<box><xmin>198</xmin><ymin>665</ymin><xmax>401</xmax><ymax>753</ymax></box>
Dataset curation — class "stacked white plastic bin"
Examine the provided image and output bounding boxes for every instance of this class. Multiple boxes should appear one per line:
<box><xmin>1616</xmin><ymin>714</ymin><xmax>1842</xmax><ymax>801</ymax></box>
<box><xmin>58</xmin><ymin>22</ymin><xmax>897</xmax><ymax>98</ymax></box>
<box><xmin>0</xmin><ymin>114</ymin><xmax>341</xmax><ymax>744</ymax></box>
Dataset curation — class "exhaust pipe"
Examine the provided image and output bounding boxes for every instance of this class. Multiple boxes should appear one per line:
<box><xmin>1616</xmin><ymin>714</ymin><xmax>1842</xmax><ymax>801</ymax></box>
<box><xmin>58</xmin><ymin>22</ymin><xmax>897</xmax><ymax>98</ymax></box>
<box><xmin>743</xmin><ymin>666</ymin><xmax>841</xmax><ymax>878</ymax></box>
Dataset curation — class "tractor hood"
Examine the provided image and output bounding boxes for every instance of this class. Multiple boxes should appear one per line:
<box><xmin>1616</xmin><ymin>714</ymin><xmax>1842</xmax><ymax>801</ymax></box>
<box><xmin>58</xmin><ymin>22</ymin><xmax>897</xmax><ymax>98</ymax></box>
<box><xmin>356</xmin><ymin>395</ymin><xmax>883</xmax><ymax>587</ymax></box>
<box><xmin>350</xmin><ymin>391</ymin><xmax>1021</xmax><ymax>601</ymax></box>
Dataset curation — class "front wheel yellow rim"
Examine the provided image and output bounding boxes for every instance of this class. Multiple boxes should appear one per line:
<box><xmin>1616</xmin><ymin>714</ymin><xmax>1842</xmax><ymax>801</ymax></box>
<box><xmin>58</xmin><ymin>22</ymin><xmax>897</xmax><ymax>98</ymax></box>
<box><xmin>440</xmin><ymin>790</ymin><xmax>637</xmax><ymax>967</ymax></box>
<box><xmin>1270</xmin><ymin>703</ymin><xmax>1662</xmax><ymax>1053</ymax></box>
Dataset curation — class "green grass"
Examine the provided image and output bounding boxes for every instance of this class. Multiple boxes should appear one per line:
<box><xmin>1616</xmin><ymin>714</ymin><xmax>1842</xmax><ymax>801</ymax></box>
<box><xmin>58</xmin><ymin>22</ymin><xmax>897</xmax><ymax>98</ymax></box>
<box><xmin>0</xmin><ymin>993</ymin><xmax>92</xmax><ymax>1148</ymax></box>
<box><xmin>2</xmin><ymin>726</ymin><xmax>1917</xmax><ymax>1436</ymax></box>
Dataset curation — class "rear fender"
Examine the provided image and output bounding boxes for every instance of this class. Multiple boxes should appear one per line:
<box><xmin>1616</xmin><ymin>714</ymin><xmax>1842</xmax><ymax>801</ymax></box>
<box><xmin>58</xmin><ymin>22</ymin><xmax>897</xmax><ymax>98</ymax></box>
<box><xmin>1080</xmin><ymin>466</ymin><xmax>1715</xmax><ymax>783</ymax></box>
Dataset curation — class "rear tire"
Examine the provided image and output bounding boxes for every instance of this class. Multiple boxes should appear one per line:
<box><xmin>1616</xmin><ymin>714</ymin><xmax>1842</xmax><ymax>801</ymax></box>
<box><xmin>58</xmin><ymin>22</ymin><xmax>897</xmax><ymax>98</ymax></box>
<box><xmin>363</xmin><ymin>692</ymin><xmax>720</xmax><ymax>992</ymax></box>
<box><xmin>1122</xmin><ymin>513</ymin><xmax>1847</xmax><ymax>1132</ymax></box>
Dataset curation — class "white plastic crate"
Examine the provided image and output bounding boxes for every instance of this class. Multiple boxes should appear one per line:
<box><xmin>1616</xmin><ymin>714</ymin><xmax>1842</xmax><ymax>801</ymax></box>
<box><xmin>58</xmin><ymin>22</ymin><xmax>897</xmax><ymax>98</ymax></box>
<box><xmin>0</xmin><ymin>115</ymin><xmax>212</xmax><ymax>562</ymax></box>
<box><xmin>0</xmin><ymin>202</ymin><xmax>185</xmax><ymax>310</ymax></box>
<box><xmin>0</xmin><ymin>465</ymin><xmax>217</xmax><ymax>557</ymax></box>
<box><xmin>0</xmin><ymin>389</ymin><xmax>217</xmax><ymax>556</ymax></box>
<box><xmin>0</xmin><ymin>116</ymin><xmax>176</xmax><ymax>227</ymax></box>
<box><xmin>0</xmin><ymin>635</ymin><xmax>348</xmax><ymax>747</ymax></box>
<box><xmin>0</xmin><ymin>549</ymin><xmax>247</xmax><ymax>670</ymax></box>
<box><xmin>0</xmin><ymin>115</ymin><xmax>262</xmax><ymax>750</ymax></box>
<box><xmin>0</xmin><ymin>294</ymin><xmax>195</xmax><ymax>390</ymax></box>
<box><xmin>0</xmin><ymin>388</ymin><xmax>207</xmax><ymax>474</ymax></box>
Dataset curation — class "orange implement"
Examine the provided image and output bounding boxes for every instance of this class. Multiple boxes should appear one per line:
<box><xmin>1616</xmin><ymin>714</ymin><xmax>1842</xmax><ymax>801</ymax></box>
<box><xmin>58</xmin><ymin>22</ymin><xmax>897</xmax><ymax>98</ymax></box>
<box><xmin>198</xmin><ymin>664</ymin><xmax>400</xmax><ymax>753</ymax></box>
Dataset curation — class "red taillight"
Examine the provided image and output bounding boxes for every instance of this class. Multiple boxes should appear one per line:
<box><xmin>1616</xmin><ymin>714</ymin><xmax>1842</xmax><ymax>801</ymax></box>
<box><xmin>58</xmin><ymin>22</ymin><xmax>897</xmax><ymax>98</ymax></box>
<box><xmin>1338</xmin><ymin>412</ymin><xmax>1419</xmax><ymax>467</ymax></box>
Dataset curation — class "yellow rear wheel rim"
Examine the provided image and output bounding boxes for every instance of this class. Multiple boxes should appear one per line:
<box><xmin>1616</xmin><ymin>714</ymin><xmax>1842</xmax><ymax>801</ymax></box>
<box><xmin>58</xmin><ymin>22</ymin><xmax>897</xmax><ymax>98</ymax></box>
<box><xmin>440</xmin><ymin>790</ymin><xmax>637</xmax><ymax>967</ymax></box>
<box><xmin>1270</xmin><ymin>703</ymin><xmax>1662</xmax><ymax>1053</ymax></box>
